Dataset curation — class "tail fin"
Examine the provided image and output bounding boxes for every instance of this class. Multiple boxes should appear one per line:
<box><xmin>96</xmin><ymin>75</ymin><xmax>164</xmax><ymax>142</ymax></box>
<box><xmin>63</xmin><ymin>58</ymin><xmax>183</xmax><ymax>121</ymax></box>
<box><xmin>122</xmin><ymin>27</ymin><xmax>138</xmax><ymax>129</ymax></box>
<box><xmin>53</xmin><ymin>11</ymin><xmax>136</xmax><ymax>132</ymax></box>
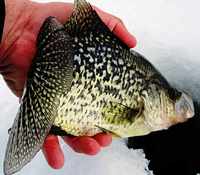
<box><xmin>4</xmin><ymin>16</ymin><xmax>74</xmax><ymax>175</ymax></box>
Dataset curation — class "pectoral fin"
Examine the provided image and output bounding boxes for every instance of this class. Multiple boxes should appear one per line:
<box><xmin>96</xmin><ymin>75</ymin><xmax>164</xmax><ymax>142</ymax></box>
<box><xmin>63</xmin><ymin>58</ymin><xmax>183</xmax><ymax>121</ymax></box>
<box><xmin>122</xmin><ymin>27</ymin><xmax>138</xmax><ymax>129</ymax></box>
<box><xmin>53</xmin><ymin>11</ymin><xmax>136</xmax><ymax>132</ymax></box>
<box><xmin>100</xmin><ymin>102</ymin><xmax>143</xmax><ymax>125</ymax></box>
<box><xmin>95</xmin><ymin>102</ymin><xmax>144</xmax><ymax>138</ymax></box>
<box><xmin>4</xmin><ymin>17</ymin><xmax>74</xmax><ymax>175</ymax></box>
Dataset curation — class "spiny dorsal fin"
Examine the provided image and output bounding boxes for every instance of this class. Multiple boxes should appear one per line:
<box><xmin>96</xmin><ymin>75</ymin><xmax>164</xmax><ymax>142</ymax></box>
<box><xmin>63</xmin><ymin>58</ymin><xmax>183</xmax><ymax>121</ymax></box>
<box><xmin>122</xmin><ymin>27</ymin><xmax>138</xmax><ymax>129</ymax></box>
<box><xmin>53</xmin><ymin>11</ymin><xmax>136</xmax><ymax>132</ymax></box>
<box><xmin>64</xmin><ymin>0</ymin><xmax>129</xmax><ymax>50</ymax></box>
<box><xmin>64</xmin><ymin>0</ymin><xmax>95</xmax><ymax>36</ymax></box>
<box><xmin>4</xmin><ymin>16</ymin><xmax>74</xmax><ymax>175</ymax></box>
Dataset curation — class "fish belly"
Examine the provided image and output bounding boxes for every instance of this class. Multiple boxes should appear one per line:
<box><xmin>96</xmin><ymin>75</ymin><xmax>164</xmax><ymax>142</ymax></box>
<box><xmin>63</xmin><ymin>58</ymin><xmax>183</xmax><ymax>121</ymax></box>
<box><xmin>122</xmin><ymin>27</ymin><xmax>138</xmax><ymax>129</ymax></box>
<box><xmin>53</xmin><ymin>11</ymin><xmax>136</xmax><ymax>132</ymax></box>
<box><xmin>53</xmin><ymin>57</ymin><xmax>144</xmax><ymax>136</ymax></box>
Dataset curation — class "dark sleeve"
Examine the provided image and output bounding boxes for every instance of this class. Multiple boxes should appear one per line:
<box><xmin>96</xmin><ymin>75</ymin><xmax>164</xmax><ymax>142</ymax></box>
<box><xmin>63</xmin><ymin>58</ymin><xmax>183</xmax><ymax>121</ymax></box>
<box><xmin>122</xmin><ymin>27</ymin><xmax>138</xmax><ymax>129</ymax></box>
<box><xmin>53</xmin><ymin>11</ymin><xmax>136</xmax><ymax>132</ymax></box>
<box><xmin>0</xmin><ymin>0</ymin><xmax>5</xmax><ymax>44</ymax></box>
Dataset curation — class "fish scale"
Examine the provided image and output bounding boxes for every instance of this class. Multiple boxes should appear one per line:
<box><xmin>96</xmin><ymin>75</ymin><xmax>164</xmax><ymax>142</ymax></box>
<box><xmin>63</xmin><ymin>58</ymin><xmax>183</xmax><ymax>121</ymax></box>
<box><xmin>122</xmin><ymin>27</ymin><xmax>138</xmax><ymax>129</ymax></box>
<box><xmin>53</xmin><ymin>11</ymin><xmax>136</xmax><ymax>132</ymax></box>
<box><xmin>53</xmin><ymin>2</ymin><xmax>160</xmax><ymax>136</ymax></box>
<box><xmin>3</xmin><ymin>0</ymin><xmax>194</xmax><ymax>174</ymax></box>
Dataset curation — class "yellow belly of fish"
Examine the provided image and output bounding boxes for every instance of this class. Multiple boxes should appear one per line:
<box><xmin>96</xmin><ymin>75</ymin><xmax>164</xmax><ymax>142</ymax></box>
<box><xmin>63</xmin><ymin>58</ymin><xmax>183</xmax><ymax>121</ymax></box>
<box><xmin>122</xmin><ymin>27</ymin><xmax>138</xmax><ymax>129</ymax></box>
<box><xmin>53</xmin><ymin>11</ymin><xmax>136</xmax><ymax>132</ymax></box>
<box><xmin>53</xmin><ymin>77</ymin><xmax>142</xmax><ymax>137</ymax></box>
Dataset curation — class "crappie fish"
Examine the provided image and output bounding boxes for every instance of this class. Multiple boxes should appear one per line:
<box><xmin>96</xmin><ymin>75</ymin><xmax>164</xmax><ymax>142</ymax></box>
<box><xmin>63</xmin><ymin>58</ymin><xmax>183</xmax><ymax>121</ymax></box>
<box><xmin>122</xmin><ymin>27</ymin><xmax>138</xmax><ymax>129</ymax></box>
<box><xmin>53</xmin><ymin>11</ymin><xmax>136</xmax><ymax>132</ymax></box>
<box><xmin>4</xmin><ymin>0</ymin><xmax>195</xmax><ymax>174</ymax></box>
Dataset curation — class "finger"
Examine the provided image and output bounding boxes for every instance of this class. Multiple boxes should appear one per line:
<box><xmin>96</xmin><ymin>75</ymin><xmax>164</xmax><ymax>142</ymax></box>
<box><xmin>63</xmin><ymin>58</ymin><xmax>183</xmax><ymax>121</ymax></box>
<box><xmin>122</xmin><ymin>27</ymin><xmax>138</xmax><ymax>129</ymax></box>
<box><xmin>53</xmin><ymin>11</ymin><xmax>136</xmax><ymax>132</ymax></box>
<box><xmin>92</xmin><ymin>133</ymin><xmax>112</xmax><ymax>147</ymax></box>
<box><xmin>61</xmin><ymin>136</ymin><xmax>101</xmax><ymax>155</ymax></box>
<box><xmin>111</xmin><ymin>20</ymin><xmax>137</xmax><ymax>48</ymax></box>
<box><xmin>3</xmin><ymin>79</ymin><xmax>23</xmax><ymax>98</ymax></box>
<box><xmin>42</xmin><ymin>134</ymin><xmax>65</xmax><ymax>169</ymax></box>
<box><xmin>94</xmin><ymin>7</ymin><xmax>137</xmax><ymax>48</ymax></box>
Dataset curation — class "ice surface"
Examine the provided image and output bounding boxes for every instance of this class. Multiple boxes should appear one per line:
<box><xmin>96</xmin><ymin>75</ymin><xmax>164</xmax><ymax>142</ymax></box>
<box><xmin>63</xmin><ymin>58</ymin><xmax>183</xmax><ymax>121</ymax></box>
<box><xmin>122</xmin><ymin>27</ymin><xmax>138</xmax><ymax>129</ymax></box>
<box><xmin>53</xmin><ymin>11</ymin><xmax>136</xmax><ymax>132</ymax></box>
<box><xmin>1</xmin><ymin>0</ymin><xmax>200</xmax><ymax>174</ymax></box>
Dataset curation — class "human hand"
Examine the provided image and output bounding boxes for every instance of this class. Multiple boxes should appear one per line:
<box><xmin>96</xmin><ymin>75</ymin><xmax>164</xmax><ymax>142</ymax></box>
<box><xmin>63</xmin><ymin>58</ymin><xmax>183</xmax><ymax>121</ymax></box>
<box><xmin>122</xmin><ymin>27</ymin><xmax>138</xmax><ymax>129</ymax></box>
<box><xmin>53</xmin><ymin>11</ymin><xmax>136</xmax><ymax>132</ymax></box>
<box><xmin>0</xmin><ymin>0</ymin><xmax>137</xmax><ymax>169</ymax></box>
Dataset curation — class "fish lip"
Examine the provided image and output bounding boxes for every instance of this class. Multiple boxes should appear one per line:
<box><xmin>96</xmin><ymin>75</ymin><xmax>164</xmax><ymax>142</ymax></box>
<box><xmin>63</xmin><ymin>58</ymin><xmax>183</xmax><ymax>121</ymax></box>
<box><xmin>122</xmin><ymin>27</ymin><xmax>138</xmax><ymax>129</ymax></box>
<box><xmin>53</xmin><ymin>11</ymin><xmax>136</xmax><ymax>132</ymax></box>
<box><xmin>175</xmin><ymin>92</ymin><xmax>195</xmax><ymax>122</ymax></box>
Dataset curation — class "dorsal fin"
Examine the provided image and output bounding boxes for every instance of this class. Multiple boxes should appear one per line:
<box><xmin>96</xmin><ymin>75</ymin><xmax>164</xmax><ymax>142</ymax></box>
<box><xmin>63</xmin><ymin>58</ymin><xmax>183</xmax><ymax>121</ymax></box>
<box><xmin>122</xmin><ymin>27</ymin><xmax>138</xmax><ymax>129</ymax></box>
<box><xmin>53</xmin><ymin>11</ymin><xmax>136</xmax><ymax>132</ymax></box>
<box><xmin>65</xmin><ymin>0</ymin><xmax>103</xmax><ymax>36</ymax></box>
<box><xmin>64</xmin><ymin>0</ymin><xmax>129</xmax><ymax>50</ymax></box>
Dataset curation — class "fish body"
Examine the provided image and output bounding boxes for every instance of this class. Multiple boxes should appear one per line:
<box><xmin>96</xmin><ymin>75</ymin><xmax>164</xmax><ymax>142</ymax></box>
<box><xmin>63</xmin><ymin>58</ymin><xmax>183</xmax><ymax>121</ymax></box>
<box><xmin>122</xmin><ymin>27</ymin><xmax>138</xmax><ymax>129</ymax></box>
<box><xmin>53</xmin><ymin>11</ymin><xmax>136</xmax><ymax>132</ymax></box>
<box><xmin>3</xmin><ymin>0</ymin><xmax>195</xmax><ymax>174</ymax></box>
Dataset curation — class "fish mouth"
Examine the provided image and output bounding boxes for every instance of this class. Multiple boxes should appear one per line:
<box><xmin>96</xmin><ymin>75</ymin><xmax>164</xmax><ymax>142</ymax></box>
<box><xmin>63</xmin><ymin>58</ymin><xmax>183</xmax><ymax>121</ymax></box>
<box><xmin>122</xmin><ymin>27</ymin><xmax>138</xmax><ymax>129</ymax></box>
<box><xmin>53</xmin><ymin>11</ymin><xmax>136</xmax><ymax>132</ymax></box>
<box><xmin>175</xmin><ymin>92</ymin><xmax>195</xmax><ymax>123</ymax></box>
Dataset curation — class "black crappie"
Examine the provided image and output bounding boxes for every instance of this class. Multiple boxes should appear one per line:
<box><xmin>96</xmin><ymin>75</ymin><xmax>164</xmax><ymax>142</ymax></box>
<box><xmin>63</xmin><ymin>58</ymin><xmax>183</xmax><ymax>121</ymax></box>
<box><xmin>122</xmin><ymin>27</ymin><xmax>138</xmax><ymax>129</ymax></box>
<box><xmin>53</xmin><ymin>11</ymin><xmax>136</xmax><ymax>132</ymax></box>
<box><xmin>4</xmin><ymin>0</ymin><xmax>195</xmax><ymax>174</ymax></box>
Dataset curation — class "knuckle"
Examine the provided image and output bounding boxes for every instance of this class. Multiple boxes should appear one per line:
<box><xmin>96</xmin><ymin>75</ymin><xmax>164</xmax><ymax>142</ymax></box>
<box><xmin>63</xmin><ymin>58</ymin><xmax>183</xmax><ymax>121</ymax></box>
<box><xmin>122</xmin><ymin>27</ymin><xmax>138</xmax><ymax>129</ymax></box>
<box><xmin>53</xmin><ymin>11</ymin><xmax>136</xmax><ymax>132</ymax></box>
<box><xmin>108</xmin><ymin>16</ymin><xmax>123</xmax><ymax>31</ymax></box>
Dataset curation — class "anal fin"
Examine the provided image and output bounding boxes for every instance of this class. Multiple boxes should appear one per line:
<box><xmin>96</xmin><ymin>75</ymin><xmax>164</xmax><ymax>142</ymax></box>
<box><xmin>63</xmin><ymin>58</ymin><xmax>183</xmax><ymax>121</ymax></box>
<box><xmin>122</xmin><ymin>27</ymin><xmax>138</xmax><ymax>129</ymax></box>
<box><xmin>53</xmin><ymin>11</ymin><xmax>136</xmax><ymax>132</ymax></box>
<box><xmin>94</xmin><ymin>125</ymin><xmax>122</xmax><ymax>138</ymax></box>
<box><xmin>49</xmin><ymin>125</ymin><xmax>71</xmax><ymax>136</ymax></box>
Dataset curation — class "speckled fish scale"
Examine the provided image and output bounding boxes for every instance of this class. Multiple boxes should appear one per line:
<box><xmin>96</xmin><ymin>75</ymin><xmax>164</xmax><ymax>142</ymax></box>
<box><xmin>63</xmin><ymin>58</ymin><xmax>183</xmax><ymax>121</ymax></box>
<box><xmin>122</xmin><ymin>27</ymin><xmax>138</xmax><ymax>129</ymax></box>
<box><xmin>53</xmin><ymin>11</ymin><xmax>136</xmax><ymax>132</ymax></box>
<box><xmin>52</xmin><ymin>1</ymin><xmax>160</xmax><ymax>136</ymax></box>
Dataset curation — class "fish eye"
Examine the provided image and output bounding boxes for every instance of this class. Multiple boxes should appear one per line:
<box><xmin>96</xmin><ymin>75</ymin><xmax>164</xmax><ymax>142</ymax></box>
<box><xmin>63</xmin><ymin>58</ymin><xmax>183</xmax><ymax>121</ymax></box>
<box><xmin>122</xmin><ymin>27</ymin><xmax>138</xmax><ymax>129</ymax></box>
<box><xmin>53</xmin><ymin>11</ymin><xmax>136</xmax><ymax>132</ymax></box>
<box><xmin>168</xmin><ymin>88</ymin><xmax>177</xmax><ymax>101</ymax></box>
